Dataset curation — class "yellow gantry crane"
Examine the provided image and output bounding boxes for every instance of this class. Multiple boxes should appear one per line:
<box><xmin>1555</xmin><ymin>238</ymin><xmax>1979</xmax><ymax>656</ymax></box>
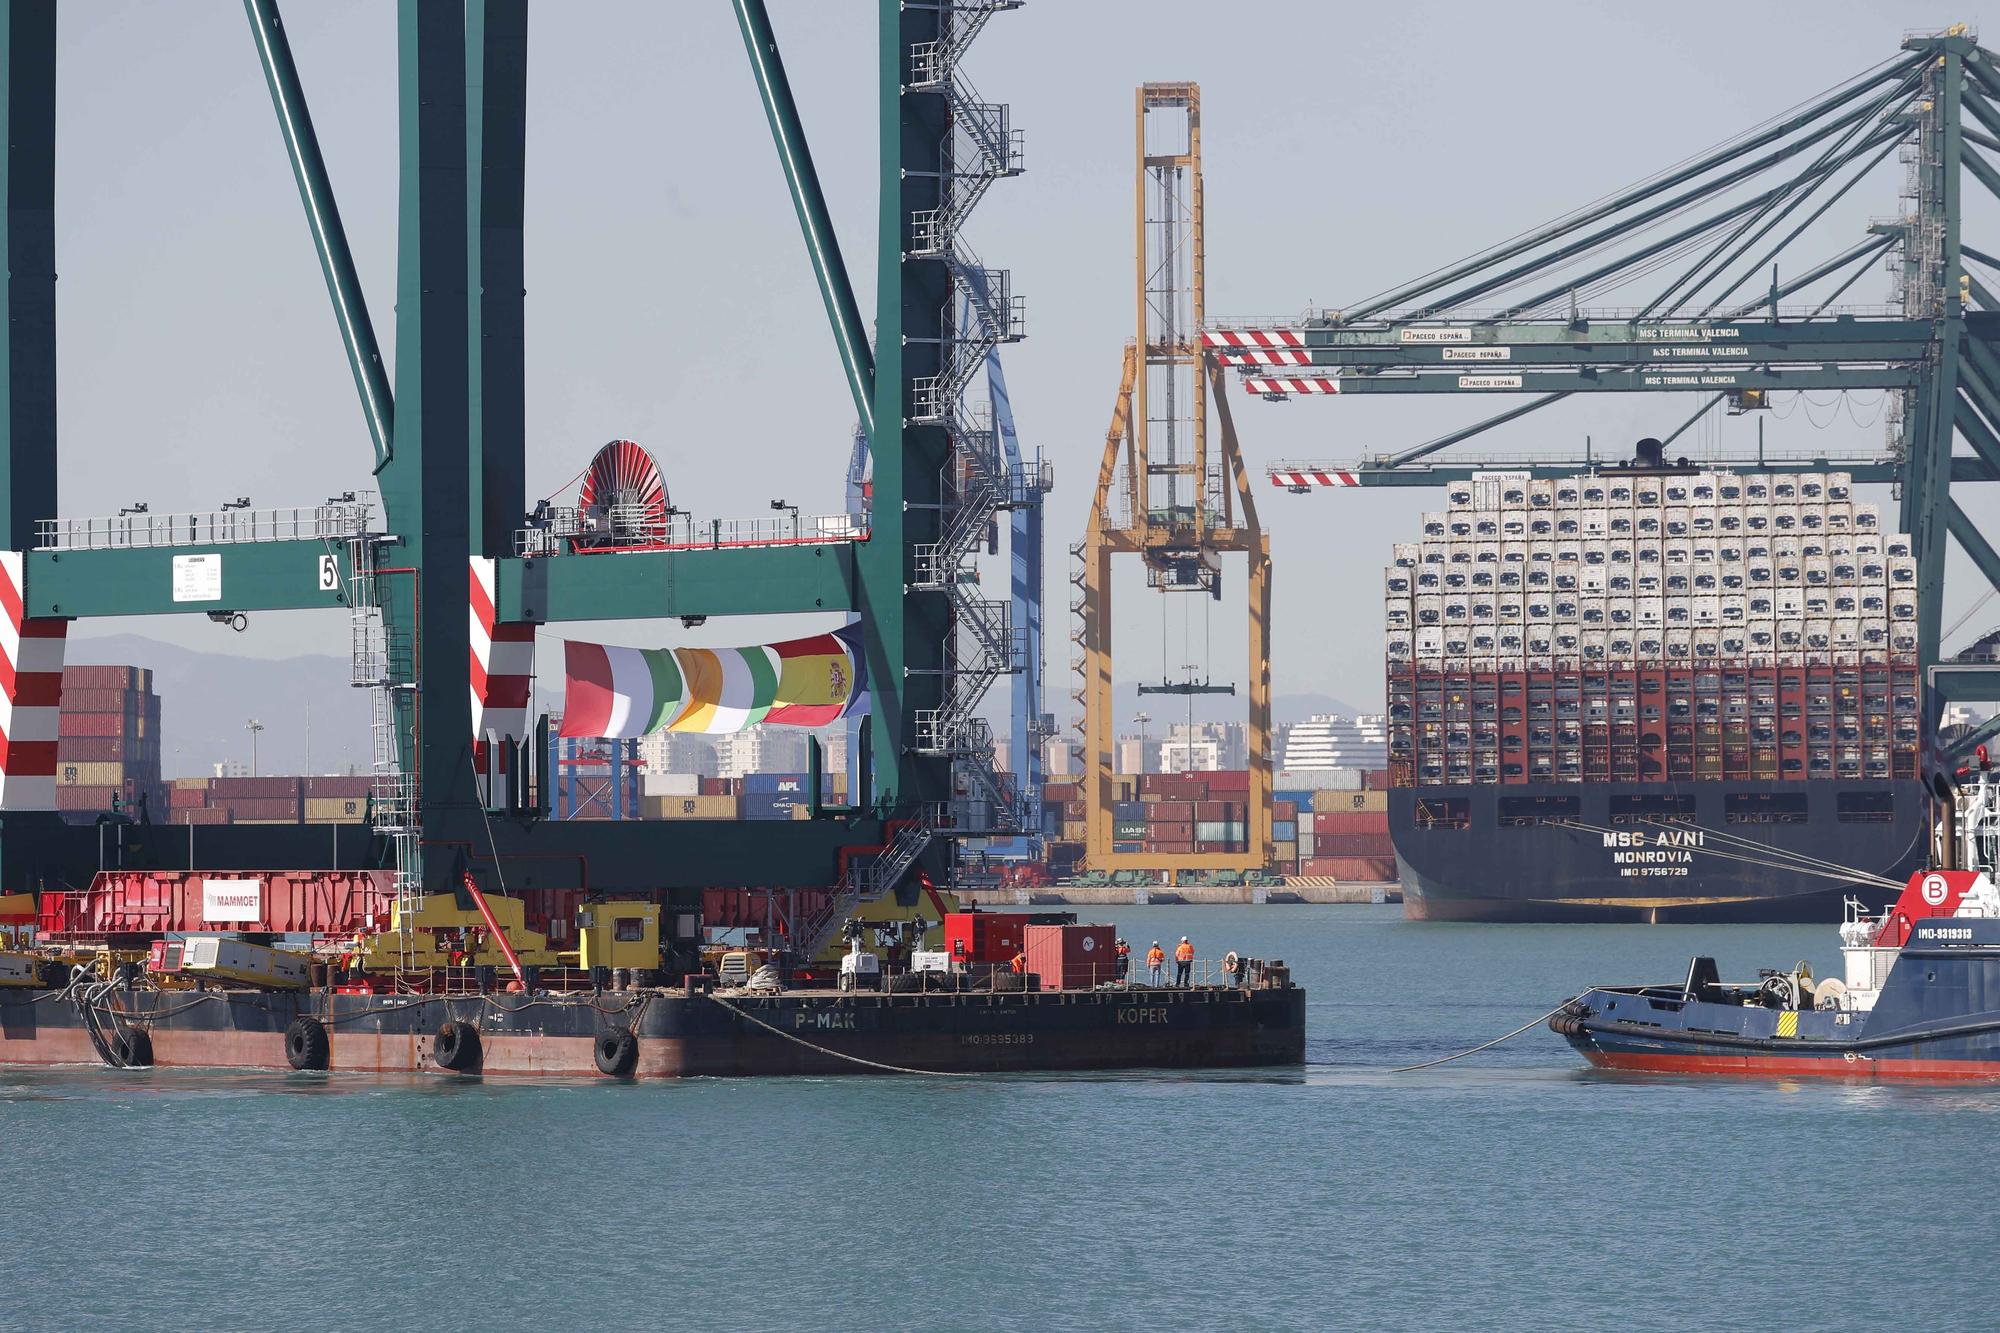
<box><xmin>1074</xmin><ymin>83</ymin><xmax>1273</xmax><ymax>875</ymax></box>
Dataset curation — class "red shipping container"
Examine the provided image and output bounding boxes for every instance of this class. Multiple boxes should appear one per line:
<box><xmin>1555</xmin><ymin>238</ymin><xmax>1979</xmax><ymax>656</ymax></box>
<box><xmin>1363</xmin><ymin>769</ymin><xmax>1393</xmax><ymax>791</ymax></box>
<box><xmin>1147</xmin><ymin>801</ymin><xmax>1194</xmax><ymax>822</ymax></box>
<box><xmin>1302</xmin><ymin>855</ymin><xmax>1397</xmax><ymax>880</ymax></box>
<box><xmin>169</xmin><ymin>808</ymin><xmax>229</xmax><ymax>825</ymax></box>
<box><xmin>210</xmin><ymin>777</ymin><xmax>301</xmax><ymax>799</ymax></box>
<box><xmin>942</xmin><ymin>911</ymin><xmax>1032</xmax><ymax>965</ymax></box>
<box><xmin>56</xmin><ymin>737</ymin><xmax>125</xmax><ymax>762</ymax></box>
<box><xmin>169</xmin><ymin>786</ymin><xmax>210</xmax><ymax>809</ymax></box>
<box><xmin>59</xmin><ymin>688</ymin><xmax>134</xmax><ymax>713</ymax></box>
<box><xmin>1144</xmin><ymin>839</ymin><xmax>1193</xmax><ymax>853</ymax></box>
<box><xmin>58</xmin><ymin>712</ymin><xmax>127</xmax><ymax>738</ymax></box>
<box><xmin>1206</xmin><ymin>770</ymin><xmax>1250</xmax><ymax>793</ymax></box>
<box><xmin>1193</xmin><ymin>840</ymin><xmax>1247</xmax><ymax>853</ymax></box>
<box><xmin>1273</xmin><ymin>800</ymin><xmax>1298</xmax><ymax>821</ymax></box>
<box><xmin>1043</xmin><ymin>781</ymin><xmax>1079</xmax><ymax>804</ymax></box>
<box><xmin>220</xmin><ymin>798</ymin><xmax>300</xmax><ymax>821</ymax></box>
<box><xmin>1021</xmin><ymin>922</ymin><xmax>1116</xmax><ymax>990</ymax></box>
<box><xmin>1194</xmin><ymin>800</ymin><xmax>1244</xmax><ymax>820</ymax></box>
<box><xmin>1318</xmin><ymin>833</ymin><xmax>1396</xmax><ymax>856</ymax></box>
<box><xmin>1313</xmin><ymin>810</ymin><xmax>1390</xmax><ymax>835</ymax></box>
<box><xmin>1140</xmin><ymin>774</ymin><xmax>1208</xmax><ymax>799</ymax></box>
<box><xmin>61</xmin><ymin>665</ymin><xmax>145</xmax><ymax>690</ymax></box>
<box><xmin>54</xmin><ymin>785</ymin><xmax>120</xmax><ymax>810</ymax></box>
<box><xmin>304</xmin><ymin>776</ymin><xmax>372</xmax><ymax>799</ymax></box>
<box><xmin>1145</xmin><ymin>820</ymin><xmax>1194</xmax><ymax>840</ymax></box>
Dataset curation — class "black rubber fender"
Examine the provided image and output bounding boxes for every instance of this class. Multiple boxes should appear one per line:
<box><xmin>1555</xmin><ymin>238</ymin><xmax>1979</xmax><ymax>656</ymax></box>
<box><xmin>991</xmin><ymin>971</ymin><xmax>1025</xmax><ymax>993</ymax></box>
<box><xmin>112</xmin><ymin>1028</ymin><xmax>153</xmax><ymax>1068</ymax></box>
<box><xmin>593</xmin><ymin>1030</ymin><xmax>639</xmax><ymax>1078</ymax></box>
<box><xmin>433</xmin><ymin>1019</ymin><xmax>481</xmax><ymax>1072</ymax></box>
<box><xmin>286</xmin><ymin>1016</ymin><xmax>331</xmax><ymax>1071</ymax></box>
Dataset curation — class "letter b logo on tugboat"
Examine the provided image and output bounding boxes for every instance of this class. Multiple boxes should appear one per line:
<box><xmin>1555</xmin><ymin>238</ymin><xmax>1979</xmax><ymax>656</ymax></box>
<box><xmin>1922</xmin><ymin>873</ymin><xmax>1951</xmax><ymax>907</ymax></box>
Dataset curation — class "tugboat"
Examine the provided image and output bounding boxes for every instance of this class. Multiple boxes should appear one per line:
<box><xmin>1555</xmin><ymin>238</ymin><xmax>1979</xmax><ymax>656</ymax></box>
<box><xmin>1551</xmin><ymin>747</ymin><xmax>2000</xmax><ymax>1079</ymax></box>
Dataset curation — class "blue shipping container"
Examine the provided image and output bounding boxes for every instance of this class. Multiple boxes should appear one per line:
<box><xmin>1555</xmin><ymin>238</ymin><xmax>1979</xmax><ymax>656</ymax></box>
<box><xmin>740</xmin><ymin>793</ymin><xmax>802</xmax><ymax>820</ymax></box>
<box><xmin>1275</xmin><ymin>789</ymin><xmax>1315</xmax><ymax>813</ymax></box>
<box><xmin>743</xmin><ymin>773</ymin><xmax>809</xmax><ymax>795</ymax></box>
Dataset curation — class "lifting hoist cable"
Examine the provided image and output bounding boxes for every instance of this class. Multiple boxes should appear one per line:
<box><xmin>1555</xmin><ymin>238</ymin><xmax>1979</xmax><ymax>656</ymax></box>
<box><xmin>1492</xmin><ymin>124</ymin><xmax>1911</xmax><ymax>320</ymax></box>
<box><xmin>1643</xmin><ymin>69</ymin><xmax>1925</xmax><ymax>317</ymax></box>
<box><xmin>1697</xmin><ymin>117</ymin><xmax>1916</xmax><ymax>316</ymax></box>
<box><xmin>1342</xmin><ymin>51</ymin><xmax>1922</xmax><ymax>321</ymax></box>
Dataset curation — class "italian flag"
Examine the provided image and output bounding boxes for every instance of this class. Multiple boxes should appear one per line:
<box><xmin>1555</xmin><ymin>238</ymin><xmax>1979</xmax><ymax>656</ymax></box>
<box><xmin>559</xmin><ymin>625</ymin><xmax>864</xmax><ymax>739</ymax></box>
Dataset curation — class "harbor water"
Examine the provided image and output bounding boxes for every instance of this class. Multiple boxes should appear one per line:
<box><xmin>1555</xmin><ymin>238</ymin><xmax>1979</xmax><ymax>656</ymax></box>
<box><xmin>6</xmin><ymin>904</ymin><xmax>1996</xmax><ymax>1330</ymax></box>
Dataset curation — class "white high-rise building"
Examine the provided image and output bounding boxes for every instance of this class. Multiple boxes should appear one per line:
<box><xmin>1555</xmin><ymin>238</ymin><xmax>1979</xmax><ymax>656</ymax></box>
<box><xmin>635</xmin><ymin>731</ymin><xmax>719</xmax><ymax>778</ymax></box>
<box><xmin>716</xmin><ymin>725</ymin><xmax>812</xmax><ymax>779</ymax></box>
<box><xmin>1160</xmin><ymin>722</ymin><xmax>1245</xmax><ymax>772</ymax></box>
<box><xmin>1281</xmin><ymin>714</ymin><xmax>1389</xmax><ymax>772</ymax></box>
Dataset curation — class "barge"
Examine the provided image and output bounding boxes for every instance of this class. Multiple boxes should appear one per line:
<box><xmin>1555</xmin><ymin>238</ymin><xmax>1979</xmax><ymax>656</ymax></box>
<box><xmin>0</xmin><ymin>878</ymin><xmax>1305</xmax><ymax>1079</ymax></box>
<box><xmin>0</xmin><ymin>976</ymin><xmax>1305</xmax><ymax>1078</ymax></box>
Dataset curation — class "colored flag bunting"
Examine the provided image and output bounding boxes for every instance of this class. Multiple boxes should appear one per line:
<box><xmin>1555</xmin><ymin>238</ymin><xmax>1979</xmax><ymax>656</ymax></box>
<box><xmin>559</xmin><ymin>625</ymin><xmax>865</xmax><ymax>739</ymax></box>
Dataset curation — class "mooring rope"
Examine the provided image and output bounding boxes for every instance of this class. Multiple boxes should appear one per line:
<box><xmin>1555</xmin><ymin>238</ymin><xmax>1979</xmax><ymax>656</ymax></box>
<box><xmin>1388</xmin><ymin>1001</ymin><xmax>1576</xmax><ymax>1074</ymax></box>
<box><xmin>706</xmin><ymin>992</ymin><xmax>973</xmax><ymax>1078</ymax></box>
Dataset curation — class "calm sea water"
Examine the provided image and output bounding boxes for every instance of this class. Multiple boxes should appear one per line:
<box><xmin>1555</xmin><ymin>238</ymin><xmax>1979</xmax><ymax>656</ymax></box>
<box><xmin>6</xmin><ymin>904</ymin><xmax>1997</xmax><ymax>1331</ymax></box>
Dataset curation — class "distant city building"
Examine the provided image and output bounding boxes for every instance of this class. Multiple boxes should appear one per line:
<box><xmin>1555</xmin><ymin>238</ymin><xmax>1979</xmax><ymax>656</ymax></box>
<box><xmin>716</xmin><ymin>725</ymin><xmax>812</xmax><ymax>779</ymax></box>
<box><xmin>635</xmin><ymin>730</ymin><xmax>719</xmax><ymax>778</ymax></box>
<box><xmin>1944</xmin><ymin>704</ymin><xmax>1987</xmax><ymax>732</ymax></box>
<box><xmin>1159</xmin><ymin>722</ymin><xmax>1245</xmax><ymax>773</ymax></box>
<box><xmin>1043</xmin><ymin>734</ymin><xmax>1078</xmax><ymax>777</ymax></box>
<box><xmin>1281</xmin><ymin>714</ymin><xmax>1388</xmax><ymax>772</ymax></box>
<box><xmin>1115</xmin><ymin>736</ymin><xmax>1151</xmax><ymax>775</ymax></box>
<box><xmin>212</xmin><ymin>759</ymin><xmax>249</xmax><ymax>779</ymax></box>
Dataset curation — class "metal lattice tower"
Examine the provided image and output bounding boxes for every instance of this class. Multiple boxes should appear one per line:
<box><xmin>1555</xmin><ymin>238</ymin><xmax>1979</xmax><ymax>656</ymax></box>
<box><xmin>1074</xmin><ymin>84</ymin><xmax>1275</xmax><ymax>877</ymax></box>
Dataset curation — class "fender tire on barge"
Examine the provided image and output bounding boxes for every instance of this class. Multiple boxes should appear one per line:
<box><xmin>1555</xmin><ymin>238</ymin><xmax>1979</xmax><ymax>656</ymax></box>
<box><xmin>593</xmin><ymin>1031</ymin><xmax>638</xmax><ymax>1077</ymax></box>
<box><xmin>433</xmin><ymin>1020</ymin><xmax>481</xmax><ymax>1073</ymax></box>
<box><xmin>111</xmin><ymin>1028</ymin><xmax>152</xmax><ymax>1068</ymax></box>
<box><xmin>285</xmin><ymin>1016</ymin><xmax>330</xmax><ymax>1071</ymax></box>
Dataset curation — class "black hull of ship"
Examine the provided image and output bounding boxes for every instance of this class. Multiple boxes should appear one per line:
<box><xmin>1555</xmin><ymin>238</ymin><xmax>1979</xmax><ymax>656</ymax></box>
<box><xmin>1391</xmin><ymin>778</ymin><xmax>1927</xmax><ymax>923</ymax></box>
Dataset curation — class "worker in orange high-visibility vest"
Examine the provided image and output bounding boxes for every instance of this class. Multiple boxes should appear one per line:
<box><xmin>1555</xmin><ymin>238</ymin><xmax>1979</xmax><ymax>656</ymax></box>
<box><xmin>1173</xmin><ymin>936</ymin><xmax>1195</xmax><ymax>987</ymax></box>
<box><xmin>1009</xmin><ymin>951</ymin><xmax>1026</xmax><ymax>975</ymax></box>
<box><xmin>1114</xmin><ymin>938</ymin><xmax>1131</xmax><ymax>981</ymax></box>
<box><xmin>1145</xmin><ymin>941</ymin><xmax>1165</xmax><ymax>986</ymax></box>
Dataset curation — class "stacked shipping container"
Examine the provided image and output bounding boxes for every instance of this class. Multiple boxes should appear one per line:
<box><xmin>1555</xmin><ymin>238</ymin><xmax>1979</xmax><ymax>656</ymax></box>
<box><xmin>56</xmin><ymin>666</ymin><xmax>164</xmax><ymax>821</ymax></box>
<box><xmin>1384</xmin><ymin>469</ymin><xmax>1920</xmax><ymax>787</ymax></box>
<box><xmin>1043</xmin><ymin>767</ymin><xmax>1397</xmax><ymax>880</ymax></box>
<box><xmin>165</xmin><ymin>775</ymin><xmax>369</xmax><ymax>825</ymax></box>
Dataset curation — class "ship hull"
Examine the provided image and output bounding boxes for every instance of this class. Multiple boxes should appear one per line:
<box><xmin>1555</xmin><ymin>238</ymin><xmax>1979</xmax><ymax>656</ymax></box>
<box><xmin>1392</xmin><ymin>778</ymin><xmax>1926</xmax><ymax>923</ymax></box>
<box><xmin>0</xmin><ymin>982</ymin><xmax>1306</xmax><ymax>1078</ymax></box>
<box><xmin>1552</xmin><ymin>921</ymin><xmax>2000</xmax><ymax>1079</ymax></box>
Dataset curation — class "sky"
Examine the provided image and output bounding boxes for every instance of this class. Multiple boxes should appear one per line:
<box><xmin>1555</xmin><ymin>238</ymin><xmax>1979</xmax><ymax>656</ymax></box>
<box><xmin>44</xmin><ymin>0</ymin><xmax>2000</xmax><ymax>749</ymax></box>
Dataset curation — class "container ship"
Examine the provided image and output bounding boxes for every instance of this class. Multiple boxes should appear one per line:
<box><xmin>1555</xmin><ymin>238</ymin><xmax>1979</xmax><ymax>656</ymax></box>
<box><xmin>1383</xmin><ymin>448</ymin><xmax>1927</xmax><ymax>922</ymax></box>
